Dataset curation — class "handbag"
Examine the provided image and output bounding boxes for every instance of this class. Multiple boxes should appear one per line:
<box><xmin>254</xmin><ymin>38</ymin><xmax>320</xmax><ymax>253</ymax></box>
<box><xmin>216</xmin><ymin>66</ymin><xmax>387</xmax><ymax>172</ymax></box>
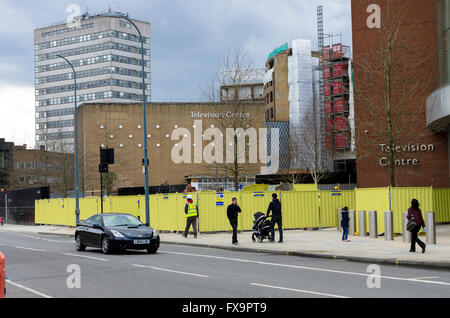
<box><xmin>407</xmin><ymin>215</ymin><xmax>418</xmax><ymax>232</ymax></box>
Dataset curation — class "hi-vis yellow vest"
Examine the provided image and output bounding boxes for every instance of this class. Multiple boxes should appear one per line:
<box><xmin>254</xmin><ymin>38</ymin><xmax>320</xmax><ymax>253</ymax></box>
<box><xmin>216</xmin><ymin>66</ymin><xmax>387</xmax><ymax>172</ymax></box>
<box><xmin>186</xmin><ymin>203</ymin><xmax>198</xmax><ymax>218</ymax></box>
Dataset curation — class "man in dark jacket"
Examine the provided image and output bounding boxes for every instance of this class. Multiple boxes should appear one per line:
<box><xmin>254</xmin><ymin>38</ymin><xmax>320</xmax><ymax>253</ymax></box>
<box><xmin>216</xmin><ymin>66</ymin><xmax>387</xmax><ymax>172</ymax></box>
<box><xmin>227</xmin><ymin>198</ymin><xmax>242</xmax><ymax>245</ymax></box>
<box><xmin>267</xmin><ymin>193</ymin><xmax>283</xmax><ymax>243</ymax></box>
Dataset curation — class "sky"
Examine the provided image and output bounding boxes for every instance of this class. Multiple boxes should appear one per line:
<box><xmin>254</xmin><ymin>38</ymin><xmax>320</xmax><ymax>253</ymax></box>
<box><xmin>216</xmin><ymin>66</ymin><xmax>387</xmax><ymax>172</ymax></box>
<box><xmin>0</xmin><ymin>0</ymin><xmax>352</xmax><ymax>148</ymax></box>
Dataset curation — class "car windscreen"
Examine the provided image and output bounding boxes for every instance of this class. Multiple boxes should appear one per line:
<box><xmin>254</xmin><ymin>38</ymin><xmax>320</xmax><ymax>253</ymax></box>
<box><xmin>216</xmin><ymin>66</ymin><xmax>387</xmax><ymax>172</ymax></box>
<box><xmin>103</xmin><ymin>214</ymin><xmax>142</xmax><ymax>227</ymax></box>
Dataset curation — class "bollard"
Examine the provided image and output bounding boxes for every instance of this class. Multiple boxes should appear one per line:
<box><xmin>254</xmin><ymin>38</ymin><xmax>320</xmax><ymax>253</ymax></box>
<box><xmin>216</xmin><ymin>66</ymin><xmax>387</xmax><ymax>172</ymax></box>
<box><xmin>0</xmin><ymin>252</ymin><xmax>5</xmax><ymax>298</ymax></box>
<box><xmin>358</xmin><ymin>210</ymin><xmax>367</xmax><ymax>237</ymax></box>
<box><xmin>349</xmin><ymin>210</ymin><xmax>356</xmax><ymax>236</ymax></box>
<box><xmin>384</xmin><ymin>211</ymin><xmax>394</xmax><ymax>241</ymax></box>
<box><xmin>369</xmin><ymin>211</ymin><xmax>378</xmax><ymax>238</ymax></box>
<box><xmin>402</xmin><ymin>212</ymin><xmax>411</xmax><ymax>243</ymax></box>
<box><xmin>337</xmin><ymin>209</ymin><xmax>342</xmax><ymax>232</ymax></box>
<box><xmin>425</xmin><ymin>212</ymin><xmax>436</xmax><ymax>245</ymax></box>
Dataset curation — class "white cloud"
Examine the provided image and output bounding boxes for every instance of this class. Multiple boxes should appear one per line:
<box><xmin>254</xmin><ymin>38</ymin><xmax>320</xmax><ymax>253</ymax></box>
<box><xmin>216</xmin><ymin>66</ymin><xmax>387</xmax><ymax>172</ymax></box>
<box><xmin>0</xmin><ymin>83</ymin><xmax>35</xmax><ymax>148</ymax></box>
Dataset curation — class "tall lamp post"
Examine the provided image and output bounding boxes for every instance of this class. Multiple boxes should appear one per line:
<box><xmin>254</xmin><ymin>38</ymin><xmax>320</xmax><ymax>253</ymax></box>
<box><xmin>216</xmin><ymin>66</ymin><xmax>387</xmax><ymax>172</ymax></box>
<box><xmin>56</xmin><ymin>54</ymin><xmax>80</xmax><ymax>225</ymax></box>
<box><xmin>103</xmin><ymin>12</ymin><xmax>150</xmax><ymax>226</ymax></box>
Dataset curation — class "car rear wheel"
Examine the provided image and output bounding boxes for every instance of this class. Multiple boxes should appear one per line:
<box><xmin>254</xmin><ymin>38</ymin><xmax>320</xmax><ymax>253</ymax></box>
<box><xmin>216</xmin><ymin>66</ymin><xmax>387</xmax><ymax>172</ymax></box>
<box><xmin>102</xmin><ymin>236</ymin><xmax>112</xmax><ymax>254</ymax></box>
<box><xmin>75</xmin><ymin>234</ymin><xmax>86</xmax><ymax>251</ymax></box>
<box><xmin>146</xmin><ymin>246</ymin><xmax>158</xmax><ymax>254</ymax></box>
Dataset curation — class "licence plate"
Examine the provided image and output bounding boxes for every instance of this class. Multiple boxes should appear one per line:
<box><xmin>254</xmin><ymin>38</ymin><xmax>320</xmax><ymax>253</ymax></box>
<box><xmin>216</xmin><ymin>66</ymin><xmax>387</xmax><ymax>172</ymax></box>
<box><xmin>133</xmin><ymin>239</ymin><xmax>150</xmax><ymax>245</ymax></box>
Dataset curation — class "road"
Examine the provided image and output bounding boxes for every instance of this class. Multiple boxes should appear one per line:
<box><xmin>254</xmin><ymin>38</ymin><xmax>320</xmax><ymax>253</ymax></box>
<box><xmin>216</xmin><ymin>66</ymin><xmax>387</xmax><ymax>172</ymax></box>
<box><xmin>1</xmin><ymin>231</ymin><xmax>450</xmax><ymax>298</ymax></box>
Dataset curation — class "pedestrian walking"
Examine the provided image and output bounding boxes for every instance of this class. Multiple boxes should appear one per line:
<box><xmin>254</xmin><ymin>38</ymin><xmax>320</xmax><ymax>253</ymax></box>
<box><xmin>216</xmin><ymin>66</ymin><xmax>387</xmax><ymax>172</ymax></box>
<box><xmin>267</xmin><ymin>193</ymin><xmax>283</xmax><ymax>243</ymax></box>
<box><xmin>341</xmin><ymin>207</ymin><xmax>350</xmax><ymax>242</ymax></box>
<box><xmin>137</xmin><ymin>211</ymin><xmax>141</xmax><ymax>221</ymax></box>
<box><xmin>183</xmin><ymin>195</ymin><xmax>198</xmax><ymax>238</ymax></box>
<box><xmin>407</xmin><ymin>199</ymin><xmax>426</xmax><ymax>253</ymax></box>
<box><xmin>227</xmin><ymin>198</ymin><xmax>242</xmax><ymax>245</ymax></box>
<box><xmin>0</xmin><ymin>217</ymin><xmax>3</xmax><ymax>226</ymax></box>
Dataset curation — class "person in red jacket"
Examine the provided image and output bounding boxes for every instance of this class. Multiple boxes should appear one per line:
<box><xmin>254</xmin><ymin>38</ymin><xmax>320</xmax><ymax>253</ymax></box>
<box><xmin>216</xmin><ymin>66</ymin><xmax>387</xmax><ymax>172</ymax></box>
<box><xmin>407</xmin><ymin>199</ymin><xmax>426</xmax><ymax>253</ymax></box>
<box><xmin>0</xmin><ymin>217</ymin><xmax>3</xmax><ymax>226</ymax></box>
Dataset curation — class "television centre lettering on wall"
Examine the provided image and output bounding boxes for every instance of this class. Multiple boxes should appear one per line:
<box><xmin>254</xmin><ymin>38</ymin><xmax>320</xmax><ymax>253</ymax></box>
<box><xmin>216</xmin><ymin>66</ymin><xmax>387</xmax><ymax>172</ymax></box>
<box><xmin>191</xmin><ymin>112</ymin><xmax>251</xmax><ymax>119</ymax></box>
<box><xmin>378</xmin><ymin>143</ymin><xmax>435</xmax><ymax>167</ymax></box>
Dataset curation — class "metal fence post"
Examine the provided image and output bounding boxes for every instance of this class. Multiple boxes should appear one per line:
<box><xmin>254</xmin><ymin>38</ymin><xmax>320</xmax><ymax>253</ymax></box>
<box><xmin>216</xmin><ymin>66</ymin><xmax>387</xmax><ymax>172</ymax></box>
<box><xmin>384</xmin><ymin>211</ymin><xmax>394</xmax><ymax>241</ymax></box>
<box><xmin>402</xmin><ymin>211</ymin><xmax>411</xmax><ymax>243</ymax></box>
<box><xmin>369</xmin><ymin>210</ymin><xmax>378</xmax><ymax>238</ymax></box>
<box><xmin>425</xmin><ymin>212</ymin><xmax>436</xmax><ymax>245</ymax></box>
<box><xmin>337</xmin><ymin>208</ymin><xmax>342</xmax><ymax>232</ymax></box>
<box><xmin>358</xmin><ymin>210</ymin><xmax>367</xmax><ymax>237</ymax></box>
<box><xmin>349</xmin><ymin>210</ymin><xmax>356</xmax><ymax>236</ymax></box>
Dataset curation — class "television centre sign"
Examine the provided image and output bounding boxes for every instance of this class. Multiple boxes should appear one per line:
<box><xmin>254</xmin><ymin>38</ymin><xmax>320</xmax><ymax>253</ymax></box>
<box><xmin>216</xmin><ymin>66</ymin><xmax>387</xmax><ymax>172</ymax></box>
<box><xmin>191</xmin><ymin>112</ymin><xmax>251</xmax><ymax>119</ymax></box>
<box><xmin>378</xmin><ymin>143</ymin><xmax>435</xmax><ymax>167</ymax></box>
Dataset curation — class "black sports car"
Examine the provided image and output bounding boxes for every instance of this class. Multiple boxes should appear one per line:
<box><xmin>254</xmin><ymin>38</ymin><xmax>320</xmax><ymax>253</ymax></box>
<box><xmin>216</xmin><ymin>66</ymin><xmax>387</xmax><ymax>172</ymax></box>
<box><xmin>75</xmin><ymin>213</ymin><xmax>160</xmax><ymax>254</ymax></box>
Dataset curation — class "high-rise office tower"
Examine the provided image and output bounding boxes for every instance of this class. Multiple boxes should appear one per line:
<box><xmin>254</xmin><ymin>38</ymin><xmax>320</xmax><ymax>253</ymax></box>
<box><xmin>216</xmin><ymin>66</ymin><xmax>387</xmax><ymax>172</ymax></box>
<box><xmin>34</xmin><ymin>10</ymin><xmax>151</xmax><ymax>152</ymax></box>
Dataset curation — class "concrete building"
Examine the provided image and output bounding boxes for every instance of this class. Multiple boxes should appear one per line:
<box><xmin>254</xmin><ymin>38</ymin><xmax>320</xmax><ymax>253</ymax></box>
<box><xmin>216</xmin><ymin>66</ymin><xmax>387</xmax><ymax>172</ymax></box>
<box><xmin>352</xmin><ymin>0</ymin><xmax>449</xmax><ymax>187</ymax></box>
<box><xmin>0</xmin><ymin>138</ymin><xmax>14</xmax><ymax>189</ymax></box>
<box><xmin>220</xmin><ymin>68</ymin><xmax>265</xmax><ymax>103</ymax></box>
<box><xmin>76</xmin><ymin>102</ymin><xmax>265</xmax><ymax>194</ymax></box>
<box><xmin>34</xmin><ymin>10</ymin><xmax>151</xmax><ymax>152</ymax></box>
<box><xmin>263</xmin><ymin>39</ymin><xmax>325</xmax><ymax>172</ymax></box>
<box><xmin>11</xmin><ymin>145</ymin><xmax>74</xmax><ymax>196</ymax></box>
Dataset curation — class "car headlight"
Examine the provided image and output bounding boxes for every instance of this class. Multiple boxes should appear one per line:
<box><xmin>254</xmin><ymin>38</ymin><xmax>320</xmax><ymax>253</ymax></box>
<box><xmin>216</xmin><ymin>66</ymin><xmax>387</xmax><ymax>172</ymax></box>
<box><xmin>153</xmin><ymin>230</ymin><xmax>159</xmax><ymax>238</ymax></box>
<box><xmin>111</xmin><ymin>230</ymin><xmax>125</xmax><ymax>238</ymax></box>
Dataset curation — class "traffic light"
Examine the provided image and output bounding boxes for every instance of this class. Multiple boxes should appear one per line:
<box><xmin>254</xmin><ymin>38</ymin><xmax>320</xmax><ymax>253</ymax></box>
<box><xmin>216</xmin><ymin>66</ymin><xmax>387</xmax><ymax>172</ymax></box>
<box><xmin>99</xmin><ymin>163</ymin><xmax>109</xmax><ymax>173</ymax></box>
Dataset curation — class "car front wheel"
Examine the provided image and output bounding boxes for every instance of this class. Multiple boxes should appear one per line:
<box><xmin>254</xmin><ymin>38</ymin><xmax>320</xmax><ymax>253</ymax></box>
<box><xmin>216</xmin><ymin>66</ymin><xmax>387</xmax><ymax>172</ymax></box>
<box><xmin>102</xmin><ymin>236</ymin><xmax>112</xmax><ymax>254</ymax></box>
<box><xmin>75</xmin><ymin>234</ymin><xmax>86</xmax><ymax>251</ymax></box>
<box><xmin>147</xmin><ymin>246</ymin><xmax>158</xmax><ymax>254</ymax></box>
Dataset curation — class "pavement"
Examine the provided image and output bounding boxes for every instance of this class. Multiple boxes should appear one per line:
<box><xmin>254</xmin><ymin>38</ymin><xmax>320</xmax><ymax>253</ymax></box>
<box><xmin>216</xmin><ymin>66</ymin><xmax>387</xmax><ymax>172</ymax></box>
<box><xmin>1</xmin><ymin>230</ymin><xmax>450</xmax><ymax>298</ymax></box>
<box><xmin>1</xmin><ymin>223</ymin><xmax>450</xmax><ymax>269</ymax></box>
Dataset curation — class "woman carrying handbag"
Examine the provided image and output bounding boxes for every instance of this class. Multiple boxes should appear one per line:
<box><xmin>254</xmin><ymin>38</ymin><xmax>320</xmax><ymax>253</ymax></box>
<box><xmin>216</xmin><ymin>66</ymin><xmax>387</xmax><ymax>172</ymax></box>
<box><xmin>407</xmin><ymin>199</ymin><xmax>426</xmax><ymax>253</ymax></box>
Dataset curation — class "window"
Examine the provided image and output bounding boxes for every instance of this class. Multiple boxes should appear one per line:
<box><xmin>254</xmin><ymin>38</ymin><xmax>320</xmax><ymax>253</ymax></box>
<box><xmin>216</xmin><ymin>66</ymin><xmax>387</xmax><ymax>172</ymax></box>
<box><xmin>270</xmin><ymin>108</ymin><xmax>274</xmax><ymax>119</ymax></box>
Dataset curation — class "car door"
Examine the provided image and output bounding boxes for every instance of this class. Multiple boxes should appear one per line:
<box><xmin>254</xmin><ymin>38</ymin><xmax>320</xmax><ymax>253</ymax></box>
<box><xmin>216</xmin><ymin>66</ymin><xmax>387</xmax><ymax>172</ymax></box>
<box><xmin>88</xmin><ymin>215</ymin><xmax>104</xmax><ymax>247</ymax></box>
<box><xmin>77</xmin><ymin>221</ymin><xmax>92</xmax><ymax>246</ymax></box>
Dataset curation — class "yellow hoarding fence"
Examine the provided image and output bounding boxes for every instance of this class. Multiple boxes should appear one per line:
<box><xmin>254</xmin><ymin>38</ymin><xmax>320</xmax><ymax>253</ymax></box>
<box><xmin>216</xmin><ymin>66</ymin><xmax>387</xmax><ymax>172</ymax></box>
<box><xmin>35</xmin><ymin>187</ymin><xmax>450</xmax><ymax>233</ymax></box>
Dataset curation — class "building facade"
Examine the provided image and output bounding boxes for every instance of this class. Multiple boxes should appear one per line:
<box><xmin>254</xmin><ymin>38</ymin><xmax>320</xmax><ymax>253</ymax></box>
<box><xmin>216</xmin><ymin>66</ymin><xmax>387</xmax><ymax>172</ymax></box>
<box><xmin>220</xmin><ymin>68</ymin><xmax>265</xmax><ymax>103</ymax></box>
<box><xmin>34</xmin><ymin>11</ymin><xmax>151</xmax><ymax>152</ymax></box>
<box><xmin>263</xmin><ymin>39</ymin><xmax>329</xmax><ymax>173</ymax></box>
<box><xmin>77</xmin><ymin>102</ymin><xmax>266</xmax><ymax>194</ymax></box>
<box><xmin>352</xmin><ymin>0</ymin><xmax>450</xmax><ymax>187</ymax></box>
<box><xmin>0</xmin><ymin>138</ymin><xmax>14</xmax><ymax>189</ymax></box>
<box><xmin>11</xmin><ymin>145</ymin><xmax>74</xmax><ymax>196</ymax></box>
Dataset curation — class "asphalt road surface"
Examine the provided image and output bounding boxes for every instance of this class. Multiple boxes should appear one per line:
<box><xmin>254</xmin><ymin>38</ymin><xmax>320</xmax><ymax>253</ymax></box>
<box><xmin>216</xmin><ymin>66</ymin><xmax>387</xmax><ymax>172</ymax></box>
<box><xmin>1</xmin><ymin>231</ymin><xmax>450</xmax><ymax>298</ymax></box>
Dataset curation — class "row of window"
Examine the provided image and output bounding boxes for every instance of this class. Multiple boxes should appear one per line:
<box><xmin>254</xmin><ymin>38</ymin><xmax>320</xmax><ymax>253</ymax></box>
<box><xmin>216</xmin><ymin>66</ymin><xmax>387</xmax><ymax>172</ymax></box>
<box><xmin>36</xmin><ymin>78</ymin><xmax>148</xmax><ymax>96</ymax></box>
<box><xmin>36</xmin><ymin>132</ymin><xmax>74</xmax><ymax>142</ymax></box>
<box><xmin>36</xmin><ymin>29</ymin><xmax>150</xmax><ymax>51</ymax></box>
<box><xmin>15</xmin><ymin>161</ymin><xmax>70</xmax><ymax>171</ymax></box>
<box><xmin>41</xmin><ymin>23</ymin><xmax>94</xmax><ymax>37</ymax></box>
<box><xmin>35</xmin><ymin>41</ymin><xmax>150</xmax><ymax>63</ymax></box>
<box><xmin>36</xmin><ymin>90</ymin><xmax>150</xmax><ymax>109</ymax></box>
<box><xmin>16</xmin><ymin>175</ymin><xmax>64</xmax><ymax>184</ymax></box>
<box><xmin>35</xmin><ymin>54</ymin><xmax>150</xmax><ymax>74</ymax></box>
<box><xmin>37</xmin><ymin>120</ymin><xmax>74</xmax><ymax>130</ymax></box>
<box><xmin>36</xmin><ymin>66</ymin><xmax>150</xmax><ymax>86</ymax></box>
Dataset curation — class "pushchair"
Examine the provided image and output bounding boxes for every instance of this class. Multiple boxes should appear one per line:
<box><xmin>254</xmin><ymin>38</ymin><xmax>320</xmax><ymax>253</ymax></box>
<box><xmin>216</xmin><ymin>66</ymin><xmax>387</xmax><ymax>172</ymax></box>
<box><xmin>251</xmin><ymin>212</ymin><xmax>272</xmax><ymax>243</ymax></box>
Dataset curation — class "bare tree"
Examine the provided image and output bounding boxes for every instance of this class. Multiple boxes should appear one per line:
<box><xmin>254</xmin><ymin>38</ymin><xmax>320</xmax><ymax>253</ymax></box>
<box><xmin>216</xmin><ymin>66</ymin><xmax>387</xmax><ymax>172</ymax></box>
<box><xmin>353</xmin><ymin>0</ymin><xmax>439</xmax><ymax>186</ymax></box>
<box><xmin>294</xmin><ymin>109</ymin><xmax>333</xmax><ymax>187</ymax></box>
<box><xmin>201</xmin><ymin>46</ymin><xmax>262</xmax><ymax>191</ymax></box>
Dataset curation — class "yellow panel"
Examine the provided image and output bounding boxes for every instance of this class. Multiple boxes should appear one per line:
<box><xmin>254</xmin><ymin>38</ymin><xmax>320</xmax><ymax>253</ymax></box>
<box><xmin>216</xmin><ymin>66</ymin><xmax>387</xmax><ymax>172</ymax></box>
<box><xmin>355</xmin><ymin>187</ymin><xmax>390</xmax><ymax>234</ymax></box>
<box><xmin>433</xmin><ymin>188</ymin><xmax>450</xmax><ymax>223</ymax></box>
<box><xmin>320</xmin><ymin>190</ymin><xmax>356</xmax><ymax>228</ymax></box>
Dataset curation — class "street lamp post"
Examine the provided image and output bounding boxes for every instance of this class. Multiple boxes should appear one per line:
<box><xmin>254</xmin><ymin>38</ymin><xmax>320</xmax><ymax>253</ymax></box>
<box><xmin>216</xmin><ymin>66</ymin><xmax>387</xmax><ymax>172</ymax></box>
<box><xmin>56</xmin><ymin>54</ymin><xmax>80</xmax><ymax>225</ymax></box>
<box><xmin>104</xmin><ymin>12</ymin><xmax>150</xmax><ymax>226</ymax></box>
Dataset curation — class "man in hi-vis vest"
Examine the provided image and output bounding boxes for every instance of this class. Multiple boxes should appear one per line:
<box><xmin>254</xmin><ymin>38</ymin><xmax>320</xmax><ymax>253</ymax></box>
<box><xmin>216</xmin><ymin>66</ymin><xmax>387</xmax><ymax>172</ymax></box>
<box><xmin>183</xmin><ymin>195</ymin><xmax>198</xmax><ymax>238</ymax></box>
